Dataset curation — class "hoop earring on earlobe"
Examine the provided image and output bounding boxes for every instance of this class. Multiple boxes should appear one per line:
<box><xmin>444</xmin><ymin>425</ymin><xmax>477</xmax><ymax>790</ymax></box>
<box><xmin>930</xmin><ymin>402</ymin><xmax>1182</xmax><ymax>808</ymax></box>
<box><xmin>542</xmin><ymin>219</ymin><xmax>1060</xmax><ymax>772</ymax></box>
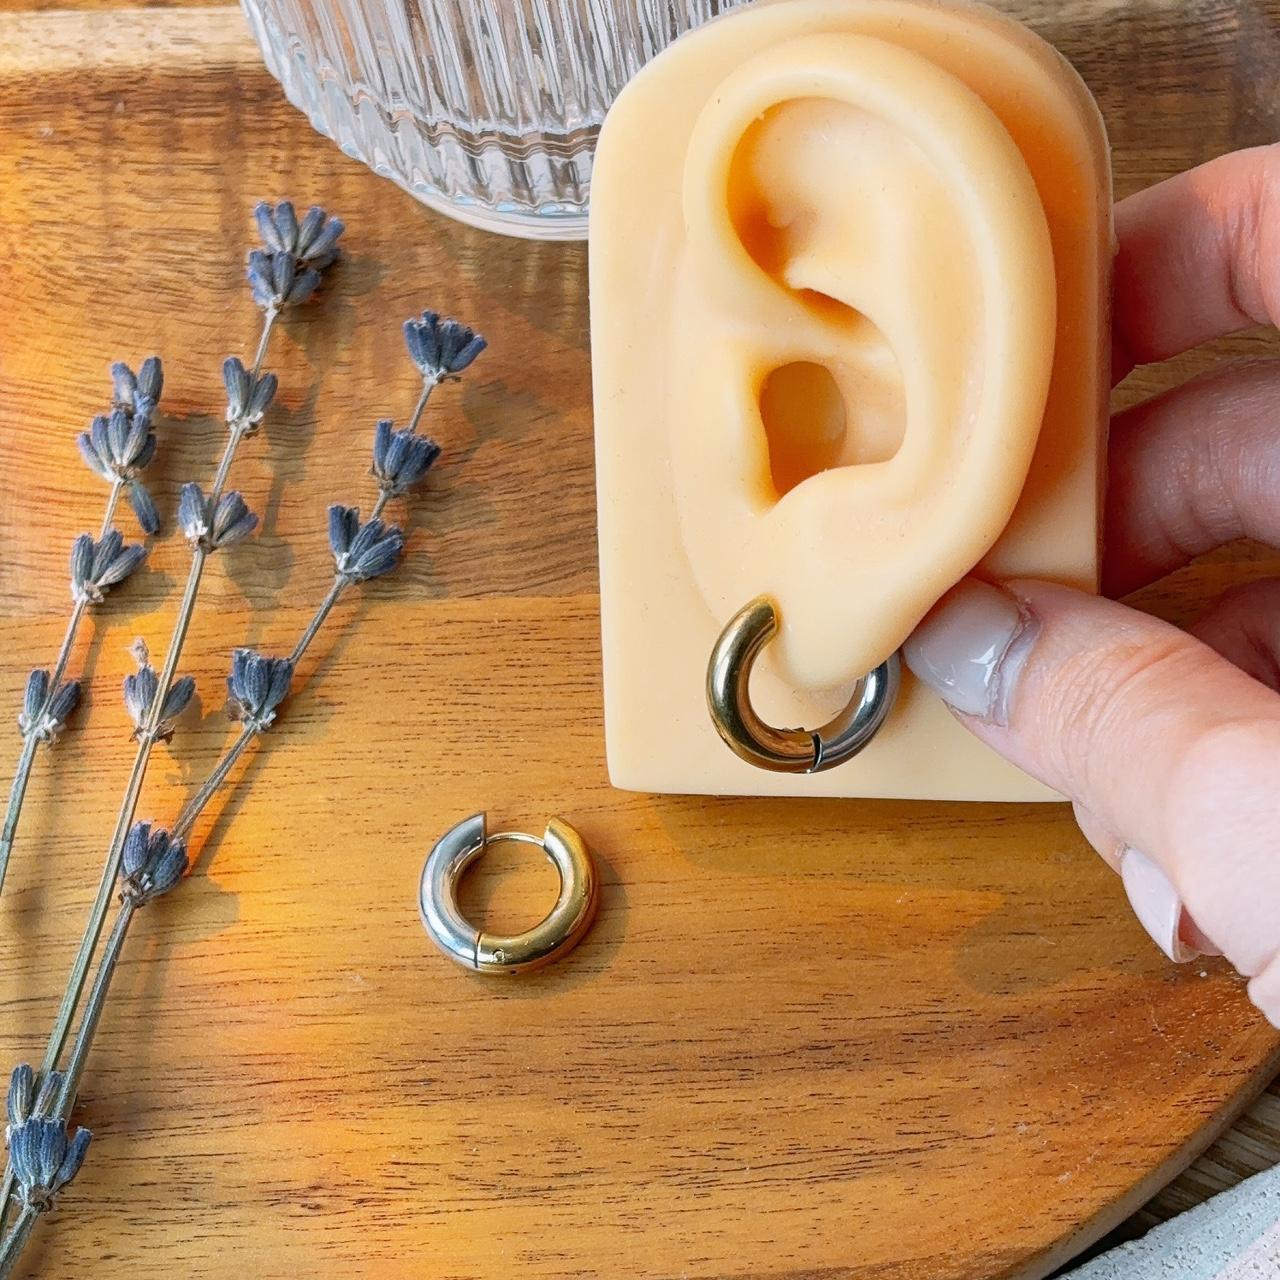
<box><xmin>707</xmin><ymin>596</ymin><xmax>900</xmax><ymax>772</ymax></box>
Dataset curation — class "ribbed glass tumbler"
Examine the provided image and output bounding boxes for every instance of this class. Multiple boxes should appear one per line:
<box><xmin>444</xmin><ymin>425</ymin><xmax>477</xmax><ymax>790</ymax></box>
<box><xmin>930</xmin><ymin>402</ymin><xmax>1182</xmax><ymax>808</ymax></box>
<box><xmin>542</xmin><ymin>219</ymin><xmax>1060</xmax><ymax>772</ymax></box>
<box><xmin>241</xmin><ymin>0</ymin><xmax>749</xmax><ymax>239</ymax></box>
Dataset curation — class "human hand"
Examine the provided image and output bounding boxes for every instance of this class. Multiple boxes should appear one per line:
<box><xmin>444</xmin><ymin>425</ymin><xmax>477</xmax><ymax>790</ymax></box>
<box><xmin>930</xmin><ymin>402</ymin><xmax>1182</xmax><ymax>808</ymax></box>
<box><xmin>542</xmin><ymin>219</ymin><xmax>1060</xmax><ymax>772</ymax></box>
<box><xmin>902</xmin><ymin>144</ymin><xmax>1280</xmax><ymax>1027</ymax></box>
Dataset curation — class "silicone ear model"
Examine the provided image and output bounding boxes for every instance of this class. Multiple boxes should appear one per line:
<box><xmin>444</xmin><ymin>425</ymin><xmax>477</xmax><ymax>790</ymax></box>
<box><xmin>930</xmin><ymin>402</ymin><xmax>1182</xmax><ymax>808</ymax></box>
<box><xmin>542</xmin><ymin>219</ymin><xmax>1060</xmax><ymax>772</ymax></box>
<box><xmin>591</xmin><ymin>0</ymin><xmax>1111</xmax><ymax>802</ymax></box>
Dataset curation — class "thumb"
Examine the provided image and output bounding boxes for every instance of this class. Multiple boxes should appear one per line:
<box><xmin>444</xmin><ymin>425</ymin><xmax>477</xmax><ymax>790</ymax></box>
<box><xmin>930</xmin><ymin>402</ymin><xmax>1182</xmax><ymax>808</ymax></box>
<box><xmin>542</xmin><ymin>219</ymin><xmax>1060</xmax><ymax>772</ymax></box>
<box><xmin>903</xmin><ymin>578</ymin><xmax>1280</xmax><ymax>1025</ymax></box>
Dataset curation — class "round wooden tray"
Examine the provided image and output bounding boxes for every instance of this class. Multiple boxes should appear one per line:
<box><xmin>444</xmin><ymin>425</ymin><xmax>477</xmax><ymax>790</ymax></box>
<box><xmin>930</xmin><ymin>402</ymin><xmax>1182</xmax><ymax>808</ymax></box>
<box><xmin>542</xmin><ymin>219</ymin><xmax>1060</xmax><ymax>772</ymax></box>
<box><xmin>0</xmin><ymin>6</ymin><xmax>1277</xmax><ymax>1277</ymax></box>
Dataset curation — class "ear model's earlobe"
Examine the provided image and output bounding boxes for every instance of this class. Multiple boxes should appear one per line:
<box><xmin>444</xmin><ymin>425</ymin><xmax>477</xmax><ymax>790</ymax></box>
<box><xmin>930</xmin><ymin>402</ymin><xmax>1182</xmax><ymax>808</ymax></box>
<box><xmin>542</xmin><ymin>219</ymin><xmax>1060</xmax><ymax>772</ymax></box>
<box><xmin>668</xmin><ymin>33</ymin><xmax>1057</xmax><ymax>690</ymax></box>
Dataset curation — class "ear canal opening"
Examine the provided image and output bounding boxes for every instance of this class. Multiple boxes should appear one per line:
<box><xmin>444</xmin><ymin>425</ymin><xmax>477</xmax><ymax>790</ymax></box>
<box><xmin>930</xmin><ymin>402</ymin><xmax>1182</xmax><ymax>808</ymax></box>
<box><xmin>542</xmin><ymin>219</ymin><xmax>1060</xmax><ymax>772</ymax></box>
<box><xmin>759</xmin><ymin>348</ymin><xmax>906</xmax><ymax>499</ymax></box>
<box><xmin>760</xmin><ymin>362</ymin><xmax>848</xmax><ymax>496</ymax></box>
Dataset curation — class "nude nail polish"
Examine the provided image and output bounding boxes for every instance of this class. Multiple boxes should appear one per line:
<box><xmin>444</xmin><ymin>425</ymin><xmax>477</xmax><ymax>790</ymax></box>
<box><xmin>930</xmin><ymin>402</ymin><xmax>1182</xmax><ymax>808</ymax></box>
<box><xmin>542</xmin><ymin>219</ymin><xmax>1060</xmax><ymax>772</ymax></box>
<box><xmin>902</xmin><ymin>580</ymin><xmax>1039</xmax><ymax>725</ymax></box>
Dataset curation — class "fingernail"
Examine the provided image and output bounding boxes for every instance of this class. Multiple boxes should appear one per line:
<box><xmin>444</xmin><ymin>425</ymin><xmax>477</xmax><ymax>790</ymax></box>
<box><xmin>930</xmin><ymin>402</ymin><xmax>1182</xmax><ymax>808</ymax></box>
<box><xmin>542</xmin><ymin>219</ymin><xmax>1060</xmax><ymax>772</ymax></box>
<box><xmin>903</xmin><ymin>580</ymin><xmax>1039</xmax><ymax>724</ymax></box>
<box><xmin>1119</xmin><ymin>847</ymin><xmax>1220</xmax><ymax>963</ymax></box>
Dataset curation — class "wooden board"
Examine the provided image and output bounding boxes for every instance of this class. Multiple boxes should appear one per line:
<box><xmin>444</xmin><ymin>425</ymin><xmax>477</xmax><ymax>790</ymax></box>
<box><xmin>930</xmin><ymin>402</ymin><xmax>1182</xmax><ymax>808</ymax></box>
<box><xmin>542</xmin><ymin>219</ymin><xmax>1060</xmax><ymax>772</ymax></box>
<box><xmin>0</xmin><ymin>5</ymin><xmax>1278</xmax><ymax>1277</ymax></box>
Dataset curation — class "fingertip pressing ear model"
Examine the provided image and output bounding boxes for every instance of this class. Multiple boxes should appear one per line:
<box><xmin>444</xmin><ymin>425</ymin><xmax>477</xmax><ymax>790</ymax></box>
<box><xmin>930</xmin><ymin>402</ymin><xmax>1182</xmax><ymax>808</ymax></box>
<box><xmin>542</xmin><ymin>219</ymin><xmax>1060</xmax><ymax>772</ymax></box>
<box><xmin>590</xmin><ymin>0</ymin><xmax>1111</xmax><ymax>801</ymax></box>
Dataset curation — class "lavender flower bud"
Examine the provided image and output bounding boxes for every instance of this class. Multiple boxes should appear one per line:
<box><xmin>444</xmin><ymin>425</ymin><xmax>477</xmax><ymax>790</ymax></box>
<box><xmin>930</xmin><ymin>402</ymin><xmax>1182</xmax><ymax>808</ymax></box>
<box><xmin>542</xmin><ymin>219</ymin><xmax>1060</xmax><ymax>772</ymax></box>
<box><xmin>327</xmin><ymin>505</ymin><xmax>404</xmax><ymax>582</ymax></box>
<box><xmin>247</xmin><ymin>247</ymin><xmax>323</xmax><ymax>309</ymax></box>
<box><xmin>226</xmin><ymin>649</ymin><xmax>293</xmax><ymax>731</ymax></box>
<box><xmin>403</xmin><ymin>311</ymin><xmax>486</xmax><ymax>382</ymax></box>
<box><xmin>6</xmin><ymin>1065</ymin><xmax>58</xmax><ymax>1140</ymax></box>
<box><xmin>370</xmin><ymin>419</ymin><xmax>441</xmax><ymax>497</ymax></box>
<box><xmin>246</xmin><ymin>200</ymin><xmax>340</xmax><ymax>312</ymax></box>
<box><xmin>119</xmin><ymin>821</ymin><xmax>188</xmax><ymax>904</ymax></box>
<box><xmin>128</xmin><ymin>482</ymin><xmax>161</xmax><ymax>535</ymax></box>
<box><xmin>176</xmin><ymin>483</ymin><xmax>205</xmax><ymax>543</ymax></box>
<box><xmin>20</xmin><ymin>670</ymin><xmax>48</xmax><ymax>739</ymax></box>
<box><xmin>297</xmin><ymin>209</ymin><xmax>344</xmax><ymax>269</ymax></box>
<box><xmin>6</xmin><ymin>1065</ymin><xmax>90</xmax><ymax>1213</ymax></box>
<box><xmin>223</xmin><ymin>357</ymin><xmax>278</xmax><ymax>432</ymax></box>
<box><xmin>254</xmin><ymin>199</ymin><xmax>296</xmax><ymax>254</ymax></box>
<box><xmin>6</xmin><ymin>1064</ymin><xmax>33</xmax><ymax>1134</ymax></box>
<box><xmin>78</xmin><ymin>408</ymin><xmax>154</xmax><ymax>481</ymax></box>
<box><xmin>177</xmin><ymin>483</ymin><xmax>258</xmax><ymax>551</ymax></box>
<box><xmin>78</xmin><ymin>398</ymin><xmax>161</xmax><ymax>534</ymax></box>
<box><xmin>18</xmin><ymin>670</ymin><xmax>80</xmax><ymax>744</ymax></box>
<box><xmin>110</xmin><ymin>356</ymin><xmax>163</xmax><ymax>420</ymax></box>
<box><xmin>254</xmin><ymin>200</ymin><xmax>344</xmax><ymax>269</ymax></box>
<box><xmin>246</xmin><ymin>250</ymin><xmax>277</xmax><ymax>311</ymax></box>
<box><xmin>69</xmin><ymin>531</ymin><xmax>146</xmax><ymax>604</ymax></box>
<box><xmin>123</xmin><ymin>642</ymin><xmax>195</xmax><ymax>743</ymax></box>
<box><xmin>6</xmin><ymin>1059</ymin><xmax>32</xmax><ymax>1131</ymax></box>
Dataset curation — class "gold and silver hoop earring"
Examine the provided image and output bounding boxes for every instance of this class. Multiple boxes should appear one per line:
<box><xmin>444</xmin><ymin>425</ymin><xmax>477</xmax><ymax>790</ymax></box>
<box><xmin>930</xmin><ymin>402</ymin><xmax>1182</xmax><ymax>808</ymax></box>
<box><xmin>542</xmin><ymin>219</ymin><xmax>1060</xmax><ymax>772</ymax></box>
<box><xmin>706</xmin><ymin>596</ymin><xmax>900</xmax><ymax>773</ymax></box>
<box><xmin>419</xmin><ymin>812</ymin><xmax>599</xmax><ymax>975</ymax></box>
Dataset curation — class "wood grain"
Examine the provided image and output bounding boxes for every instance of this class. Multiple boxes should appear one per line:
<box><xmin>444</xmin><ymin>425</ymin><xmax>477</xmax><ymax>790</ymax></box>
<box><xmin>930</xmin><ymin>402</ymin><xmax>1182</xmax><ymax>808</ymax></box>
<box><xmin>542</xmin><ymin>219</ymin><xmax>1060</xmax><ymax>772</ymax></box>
<box><xmin>0</xmin><ymin>5</ymin><xmax>1278</xmax><ymax>1278</ymax></box>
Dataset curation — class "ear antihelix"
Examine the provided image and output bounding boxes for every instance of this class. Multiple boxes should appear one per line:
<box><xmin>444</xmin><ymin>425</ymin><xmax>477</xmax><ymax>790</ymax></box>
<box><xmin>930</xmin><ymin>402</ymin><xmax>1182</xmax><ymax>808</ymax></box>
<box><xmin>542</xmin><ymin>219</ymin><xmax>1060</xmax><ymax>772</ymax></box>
<box><xmin>670</xmin><ymin>31</ymin><xmax>1057</xmax><ymax>695</ymax></box>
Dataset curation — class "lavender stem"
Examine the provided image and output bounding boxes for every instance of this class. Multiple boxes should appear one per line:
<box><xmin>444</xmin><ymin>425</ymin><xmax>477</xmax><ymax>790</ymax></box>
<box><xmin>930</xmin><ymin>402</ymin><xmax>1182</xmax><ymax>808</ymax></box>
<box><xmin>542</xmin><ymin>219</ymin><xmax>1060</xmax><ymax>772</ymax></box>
<box><xmin>249</xmin><ymin>308</ymin><xmax>278</xmax><ymax>381</ymax></box>
<box><xmin>55</xmin><ymin>902</ymin><xmax>135</xmax><ymax>1120</ymax></box>
<box><xmin>0</xmin><ymin>1205</ymin><xmax>37</xmax><ymax>1279</ymax></box>
<box><xmin>0</xmin><ymin>738</ymin><xmax>38</xmax><ymax>900</ymax></box>
<box><xmin>36</xmin><ymin>551</ymin><xmax>205</xmax><ymax>1086</ymax></box>
<box><xmin>289</xmin><ymin>576</ymin><xmax>348</xmax><ymax>668</ymax></box>
<box><xmin>406</xmin><ymin>378</ymin><xmax>435</xmax><ymax>433</ymax></box>
<box><xmin>47</xmin><ymin>598</ymin><xmax>89</xmax><ymax>694</ymax></box>
<box><xmin>176</xmin><ymin>563</ymin><xmax>365</xmax><ymax>843</ymax></box>
<box><xmin>97</xmin><ymin>478</ymin><xmax>124</xmax><ymax>540</ymax></box>
<box><xmin>171</xmin><ymin>726</ymin><xmax>256</xmax><ymax>842</ymax></box>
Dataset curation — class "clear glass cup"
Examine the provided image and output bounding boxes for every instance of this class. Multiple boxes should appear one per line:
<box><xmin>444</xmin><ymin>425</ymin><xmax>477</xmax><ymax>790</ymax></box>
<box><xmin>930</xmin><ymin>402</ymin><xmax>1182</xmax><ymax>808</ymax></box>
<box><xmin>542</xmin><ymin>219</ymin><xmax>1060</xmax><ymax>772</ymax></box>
<box><xmin>241</xmin><ymin>0</ymin><xmax>750</xmax><ymax>240</ymax></box>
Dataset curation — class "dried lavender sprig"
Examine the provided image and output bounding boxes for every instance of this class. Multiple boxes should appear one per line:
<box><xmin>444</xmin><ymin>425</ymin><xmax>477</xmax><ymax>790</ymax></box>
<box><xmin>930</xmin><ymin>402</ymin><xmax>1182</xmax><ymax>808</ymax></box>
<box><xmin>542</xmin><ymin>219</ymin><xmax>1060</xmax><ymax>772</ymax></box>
<box><xmin>0</xmin><ymin>414</ymin><xmax>228</xmax><ymax>1239</ymax></box>
<box><xmin>0</xmin><ymin>296</ymin><xmax>439</xmax><ymax>1261</ymax></box>
<box><xmin>0</xmin><ymin>359</ymin><xmax>161</xmax><ymax>898</ymax></box>
<box><xmin>28</xmin><ymin>204</ymin><xmax>341</xmax><ymax>1120</ymax></box>
<box><xmin>0</xmin><ymin>206</ymin><xmax>344</xmax><ymax>1255</ymax></box>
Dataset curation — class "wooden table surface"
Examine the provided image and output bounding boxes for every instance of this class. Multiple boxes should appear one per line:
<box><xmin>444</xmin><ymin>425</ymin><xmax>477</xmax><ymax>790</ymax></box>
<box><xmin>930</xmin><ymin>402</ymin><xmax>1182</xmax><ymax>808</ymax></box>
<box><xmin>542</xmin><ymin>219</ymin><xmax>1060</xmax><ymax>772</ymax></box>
<box><xmin>1</xmin><ymin>2</ymin><xmax>1279</xmax><ymax>1278</ymax></box>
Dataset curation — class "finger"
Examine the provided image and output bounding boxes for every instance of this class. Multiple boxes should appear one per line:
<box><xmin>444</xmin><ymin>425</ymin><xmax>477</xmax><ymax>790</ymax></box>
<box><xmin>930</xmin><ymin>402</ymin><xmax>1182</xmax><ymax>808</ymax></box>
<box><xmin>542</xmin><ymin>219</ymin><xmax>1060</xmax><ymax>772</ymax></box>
<box><xmin>1188</xmin><ymin>577</ymin><xmax>1280</xmax><ymax>690</ymax></box>
<box><xmin>1072</xmin><ymin>801</ymin><xmax>1123</xmax><ymax>871</ymax></box>
<box><xmin>1114</xmin><ymin>143</ymin><xmax>1280</xmax><ymax>375</ymax></box>
<box><xmin>1074</xmin><ymin>802</ymin><xmax>1223</xmax><ymax>961</ymax></box>
<box><xmin>1104</xmin><ymin>358</ymin><xmax>1280</xmax><ymax>595</ymax></box>
<box><xmin>1073</xmin><ymin>582</ymin><xmax>1280</xmax><ymax>957</ymax></box>
<box><xmin>904</xmin><ymin>578</ymin><xmax>1280</xmax><ymax>1024</ymax></box>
